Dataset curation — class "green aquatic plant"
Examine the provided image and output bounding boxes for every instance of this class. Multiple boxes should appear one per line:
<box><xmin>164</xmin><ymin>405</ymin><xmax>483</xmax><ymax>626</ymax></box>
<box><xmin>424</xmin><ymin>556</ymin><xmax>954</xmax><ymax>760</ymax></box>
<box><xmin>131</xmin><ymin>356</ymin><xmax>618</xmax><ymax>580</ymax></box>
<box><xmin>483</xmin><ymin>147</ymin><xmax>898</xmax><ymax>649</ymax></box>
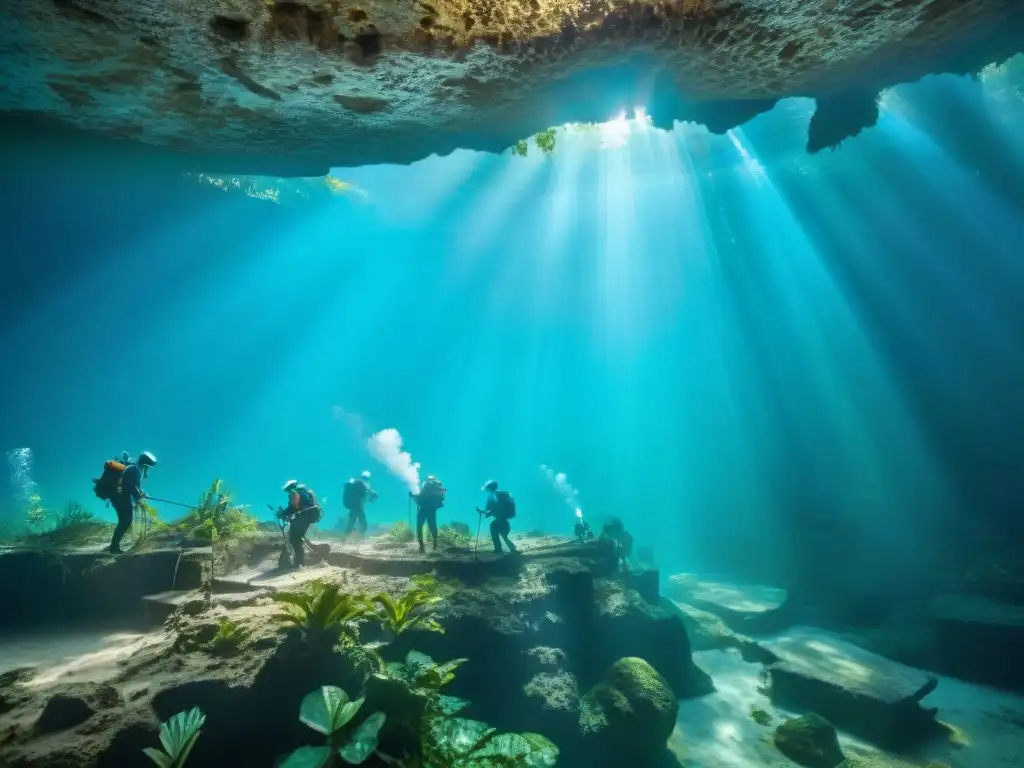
<box><xmin>143</xmin><ymin>707</ymin><xmax>205</xmax><ymax>768</ymax></box>
<box><xmin>174</xmin><ymin>480</ymin><xmax>259</xmax><ymax>542</ymax></box>
<box><xmin>374</xmin><ymin>651</ymin><xmax>557</xmax><ymax>767</ymax></box>
<box><xmin>273</xmin><ymin>580</ymin><xmax>372</xmax><ymax>644</ymax></box>
<box><xmin>435</xmin><ymin>525</ymin><xmax>471</xmax><ymax>550</ymax></box>
<box><xmin>210</xmin><ymin>617</ymin><xmax>250</xmax><ymax>655</ymax></box>
<box><xmin>56</xmin><ymin>501</ymin><xmax>94</xmax><ymax>528</ymax></box>
<box><xmin>386</xmin><ymin>651</ymin><xmax>467</xmax><ymax>696</ymax></box>
<box><xmin>13</xmin><ymin>501</ymin><xmax>114</xmax><ymax>551</ymax></box>
<box><xmin>24</xmin><ymin>490</ymin><xmax>49</xmax><ymax>531</ymax></box>
<box><xmin>534</xmin><ymin>128</ymin><xmax>556</xmax><ymax>155</ymax></box>
<box><xmin>338</xmin><ymin>635</ymin><xmax>387</xmax><ymax>684</ymax></box>
<box><xmin>280</xmin><ymin>686</ymin><xmax>386</xmax><ymax>767</ymax></box>
<box><xmin>385</xmin><ymin>521</ymin><xmax>416</xmax><ymax>544</ymax></box>
<box><xmin>381</xmin><ymin>716</ymin><xmax>558</xmax><ymax>768</ymax></box>
<box><xmin>372</xmin><ymin>586</ymin><xmax>444</xmax><ymax>638</ymax></box>
<box><xmin>510</xmin><ymin>129</ymin><xmax>556</xmax><ymax>158</ymax></box>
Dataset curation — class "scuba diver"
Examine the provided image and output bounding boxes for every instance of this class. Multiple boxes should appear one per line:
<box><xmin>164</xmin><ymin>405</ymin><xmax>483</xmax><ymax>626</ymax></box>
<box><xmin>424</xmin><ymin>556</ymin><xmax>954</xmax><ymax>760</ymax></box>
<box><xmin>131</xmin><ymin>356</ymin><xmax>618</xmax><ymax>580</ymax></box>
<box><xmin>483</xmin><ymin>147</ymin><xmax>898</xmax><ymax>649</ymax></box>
<box><xmin>277</xmin><ymin>480</ymin><xmax>322</xmax><ymax>568</ymax></box>
<box><xmin>410</xmin><ymin>475</ymin><xmax>446</xmax><ymax>553</ymax></box>
<box><xmin>573</xmin><ymin>509</ymin><xmax>594</xmax><ymax>544</ymax></box>
<box><xmin>600</xmin><ymin>517</ymin><xmax>633</xmax><ymax>572</ymax></box>
<box><xmin>342</xmin><ymin>470</ymin><xmax>378</xmax><ymax>539</ymax></box>
<box><xmin>93</xmin><ymin>450</ymin><xmax>157</xmax><ymax>555</ymax></box>
<box><xmin>477</xmin><ymin>479</ymin><xmax>517</xmax><ymax>555</ymax></box>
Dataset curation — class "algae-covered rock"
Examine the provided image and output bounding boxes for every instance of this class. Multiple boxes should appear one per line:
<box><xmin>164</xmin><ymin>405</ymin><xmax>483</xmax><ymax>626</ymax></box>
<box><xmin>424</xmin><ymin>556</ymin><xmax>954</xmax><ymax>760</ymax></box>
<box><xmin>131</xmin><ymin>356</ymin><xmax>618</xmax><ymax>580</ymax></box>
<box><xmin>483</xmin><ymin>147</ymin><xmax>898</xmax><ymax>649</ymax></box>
<box><xmin>773</xmin><ymin>713</ymin><xmax>845</xmax><ymax>768</ymax></box>
<box><xmin>579</xmin><ymin>657</ymin><xmax>678</xmax><ymax>760</ymax></box>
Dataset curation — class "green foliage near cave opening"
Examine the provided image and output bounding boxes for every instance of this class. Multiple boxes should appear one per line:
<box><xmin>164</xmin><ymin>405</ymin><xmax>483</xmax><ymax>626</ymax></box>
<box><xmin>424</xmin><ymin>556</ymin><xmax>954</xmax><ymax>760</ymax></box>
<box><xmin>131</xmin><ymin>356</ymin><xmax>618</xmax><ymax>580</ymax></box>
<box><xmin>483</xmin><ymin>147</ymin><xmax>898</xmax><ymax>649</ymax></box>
<box><xmin>511</xmin><ymin>128</ymin><xmax>557</xmax><ymax>158</ymax></box>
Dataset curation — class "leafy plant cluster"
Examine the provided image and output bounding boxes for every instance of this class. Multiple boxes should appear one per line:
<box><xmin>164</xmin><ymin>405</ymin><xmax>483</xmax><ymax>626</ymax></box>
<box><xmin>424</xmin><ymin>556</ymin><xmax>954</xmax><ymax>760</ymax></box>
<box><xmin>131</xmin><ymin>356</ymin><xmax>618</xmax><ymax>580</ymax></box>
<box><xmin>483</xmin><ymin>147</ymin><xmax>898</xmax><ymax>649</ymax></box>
<box><xmin>172</xmin><ymin>480</ymin><xmax>259</xmax><ymax>544</ymax></box>
<box><xmin>382</xmin><ymin>522</ymin><xmax>416</xmax><ymax>546</ymax></box>
<box><xmin>370</xmin><ymin>650</ymin><xmax>558</xmax><ymax>767</ymax></box>
<box><xmin>5</xmin><ymin>501</ymin><xmax>116</xmax><ymax>549</ymax></box>
<box><xmin>512</xmin><ymin>128</ymin><xmax>557</xmax><ymax>158</ymax></box>
<box><xmin>272</xmin><ymin>574</ymin><xmax>445</xmax><ymax>652</ymax></box>
<box><xmin>154</xmin><ymin>576</ymin><xmax>557</xmax><ymax>767</ymax></box>
<box><xmin>147</xmin><ymin>654</ymin><xmax>557</xmax><ymax>768</ymax></box>
<box><xmin>435</xmin><ymin>525</ymin><xmax>471</xmax><ymax>550</ymax></box>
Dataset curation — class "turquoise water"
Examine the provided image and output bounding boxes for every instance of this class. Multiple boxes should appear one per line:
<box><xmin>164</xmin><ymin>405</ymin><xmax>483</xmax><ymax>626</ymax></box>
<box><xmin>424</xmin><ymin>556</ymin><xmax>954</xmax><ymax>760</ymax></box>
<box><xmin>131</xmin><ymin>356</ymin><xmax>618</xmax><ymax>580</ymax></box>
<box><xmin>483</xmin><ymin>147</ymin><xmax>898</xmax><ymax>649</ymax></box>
<box><xmin>2</xmin><ymin>62</ymin><xmax>1023</xmax><ymax>584</ymax></box>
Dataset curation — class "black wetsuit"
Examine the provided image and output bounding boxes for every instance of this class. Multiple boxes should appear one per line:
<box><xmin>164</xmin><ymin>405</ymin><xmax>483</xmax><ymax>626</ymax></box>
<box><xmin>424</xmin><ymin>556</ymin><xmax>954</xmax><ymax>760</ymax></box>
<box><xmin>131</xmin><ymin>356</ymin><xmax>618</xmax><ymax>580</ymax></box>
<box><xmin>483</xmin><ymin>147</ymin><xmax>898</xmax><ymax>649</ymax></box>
<box><xmin>343</xmin><ymin>479</ymin><xmax>374</xmax><ymax>537</ymax></box>
<box><xmin>413</xmin><ymin>487</ymin><xmax>444</xmax><ymax>552</ymax></box>
<box><xmin>289</xmin><ymin>512</ymin><xmax>315</xmax><ymax>566</ymax></box>
<box><xmin>485</xmin><ymin>491</ymin><xmax>517</xmax><ymax>554</ymax></box>
<box><xmin>285</xmin><ymin>488</ymin><xmax>319</xmax><ymax>567</ymax></box>
<box><xmin>110</xmin><ymin>463</ymin><xmax>143</xmax><ymax>553</ymax></box>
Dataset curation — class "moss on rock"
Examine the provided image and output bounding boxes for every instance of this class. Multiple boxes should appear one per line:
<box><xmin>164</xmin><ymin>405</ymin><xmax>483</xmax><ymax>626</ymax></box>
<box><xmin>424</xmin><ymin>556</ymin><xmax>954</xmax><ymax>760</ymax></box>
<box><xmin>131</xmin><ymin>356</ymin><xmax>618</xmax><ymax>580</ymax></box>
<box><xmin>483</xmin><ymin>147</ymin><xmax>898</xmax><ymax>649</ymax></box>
<box><xmin>773</xmin><ymin>713</ymin><xmax>845</xmax><ymax>768</ymax></box>
<box><xmin>579</xmin><ymin>657</ymin><xmax>678</xmax><ymax>758</ymax></box>
<box><xmin>524</xmin><ymin>670</ymin><xmax>579</xmax><ymax>714</ymax></box>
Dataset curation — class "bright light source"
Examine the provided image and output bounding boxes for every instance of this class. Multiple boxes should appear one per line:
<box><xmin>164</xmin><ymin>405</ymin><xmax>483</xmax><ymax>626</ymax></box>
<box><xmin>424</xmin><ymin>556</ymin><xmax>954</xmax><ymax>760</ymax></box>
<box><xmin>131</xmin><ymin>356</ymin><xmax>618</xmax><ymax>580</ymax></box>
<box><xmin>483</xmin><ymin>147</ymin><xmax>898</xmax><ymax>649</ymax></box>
<box><xmin>599</xmin><ymin>111</ymin><xmax>631</xmax><ymax>148</ymax></box>
<box><xmin>632</xmin><ymin>107</ymin><xmax>652</xmax><ymax>131</ymax></box>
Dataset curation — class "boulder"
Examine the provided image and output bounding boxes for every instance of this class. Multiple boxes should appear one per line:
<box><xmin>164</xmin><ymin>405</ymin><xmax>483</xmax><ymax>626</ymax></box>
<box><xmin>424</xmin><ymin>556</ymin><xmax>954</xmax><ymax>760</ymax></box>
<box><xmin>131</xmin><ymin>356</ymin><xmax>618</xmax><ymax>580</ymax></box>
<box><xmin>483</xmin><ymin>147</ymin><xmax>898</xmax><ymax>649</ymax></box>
<box><xmin>765</xmin><ymin>628</ymin><xmax>941</xmax><ymax>749</ymax></box>
<box><xmin>592</xmin><ymin>579</ymin><xmax>714</xmax><ymax>699</ymax></box>
<box><xmin>772</xmin><ymin>714</ymin><xmax>845</xmax><ymax>768</ymax></box>
<box><xmin>579</xmin><ymin>657</ymin><xmax>678</xmax><ymax>764</ymax></box>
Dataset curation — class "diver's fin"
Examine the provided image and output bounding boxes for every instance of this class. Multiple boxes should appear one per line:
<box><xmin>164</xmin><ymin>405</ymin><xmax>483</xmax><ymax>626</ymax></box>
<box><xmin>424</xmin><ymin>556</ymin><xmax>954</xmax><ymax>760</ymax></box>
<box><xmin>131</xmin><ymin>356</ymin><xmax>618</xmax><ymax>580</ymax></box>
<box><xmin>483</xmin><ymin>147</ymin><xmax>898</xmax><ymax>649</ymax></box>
<box><xmin>807</xmin><ymin>90</ymin><xmax>881</xmax><ymax>153</ymax></box>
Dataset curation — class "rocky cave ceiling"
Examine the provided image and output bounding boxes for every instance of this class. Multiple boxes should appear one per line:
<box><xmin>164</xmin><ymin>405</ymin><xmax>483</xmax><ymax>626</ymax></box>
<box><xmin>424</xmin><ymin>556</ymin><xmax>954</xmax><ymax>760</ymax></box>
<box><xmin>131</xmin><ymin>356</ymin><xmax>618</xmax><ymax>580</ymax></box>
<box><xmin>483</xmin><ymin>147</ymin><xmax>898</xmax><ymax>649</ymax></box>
<box><xmin>0</xmin><ymin>0</ymin><xmax>1021</xmax><ymax>176</ymax></box>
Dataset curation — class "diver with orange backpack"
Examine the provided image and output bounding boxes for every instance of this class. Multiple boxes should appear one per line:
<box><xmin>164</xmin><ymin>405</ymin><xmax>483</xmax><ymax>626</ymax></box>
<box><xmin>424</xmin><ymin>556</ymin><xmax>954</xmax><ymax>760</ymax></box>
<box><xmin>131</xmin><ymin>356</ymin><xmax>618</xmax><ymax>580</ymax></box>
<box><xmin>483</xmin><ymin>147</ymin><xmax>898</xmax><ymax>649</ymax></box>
<box><xmin>93</xmin><ymin>451</ymin><xmax>158</xmax><ymax>555</ymax></box>
<box><xmin>276</xmin><ymin>480</ymin><xmax>322</xmax><ymax>568</ymax></box>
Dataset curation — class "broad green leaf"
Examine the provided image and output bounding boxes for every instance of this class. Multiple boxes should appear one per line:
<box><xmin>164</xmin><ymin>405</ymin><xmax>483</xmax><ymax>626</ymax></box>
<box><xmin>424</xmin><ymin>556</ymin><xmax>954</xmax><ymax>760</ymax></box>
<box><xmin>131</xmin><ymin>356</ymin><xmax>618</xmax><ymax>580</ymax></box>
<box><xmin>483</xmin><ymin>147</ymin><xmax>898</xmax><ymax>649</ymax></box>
<box><xmin>173</xmin><ymin>731</ymin><xmax>203</xmax><ymax>768</ymax></box>
<box><xmin>158</xmin><ymin>708</ymin><xmax>205</xmax><ymax>759</ymax></box>
<box><xmin>438</xmin><ymin>695</ymin><xmax>470</xmax><ymax>715</ymax></box>
<box><xmin>142</xmin><ymin>748</ymin><xmax>172</xmax><ymax>768</ymax></box>
<box><xmin>429</xmin><ymin>716</ymin><xmax>493</xmax><ymax>756</ymax></box>
<box><xmin>299</xmin><ymin>686</ymin><xmax>351</xmax><ymax>735</ymax></box>
<box><xmin>404</xmin><ymin>650</ymin><xmax>433</xmax><ymax>670</ymax></box>
<box><xmin>338</xmin><ymin>711</ymin><xmax>386</xmax><ymax>764</ymax></box>
<box><xmin>337</xmin><ymin>696</ymin><xmax>366</xmax><ymax>729</ymax></box>
<box><xmin>279</xmin><ymin>745</ymin><xmax>332</xmax><ymax>768</ymax></box>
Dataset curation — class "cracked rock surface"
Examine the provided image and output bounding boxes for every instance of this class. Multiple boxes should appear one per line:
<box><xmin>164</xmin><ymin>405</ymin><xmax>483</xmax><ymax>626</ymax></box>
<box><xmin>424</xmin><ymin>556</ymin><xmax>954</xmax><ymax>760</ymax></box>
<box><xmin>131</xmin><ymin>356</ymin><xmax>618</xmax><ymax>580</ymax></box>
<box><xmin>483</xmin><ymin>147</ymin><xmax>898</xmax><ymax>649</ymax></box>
<box><xmin>0</xmin><ymin>0</ymin><xmax>1021</xmax><ymax>175</ymax></box>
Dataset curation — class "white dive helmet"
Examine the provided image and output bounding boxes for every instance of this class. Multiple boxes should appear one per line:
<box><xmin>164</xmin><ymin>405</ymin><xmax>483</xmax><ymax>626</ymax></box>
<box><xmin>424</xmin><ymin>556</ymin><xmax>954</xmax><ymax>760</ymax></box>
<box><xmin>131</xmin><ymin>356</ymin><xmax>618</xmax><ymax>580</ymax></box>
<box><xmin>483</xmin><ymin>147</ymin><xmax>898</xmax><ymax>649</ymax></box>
<box><xmin>361</xmin><ymin>470</ymin><xmax>372</xmax><ymax>481</ymax></box>
<box><xmin>282</xmin><ymin>479</ymin><xmax>299</xmax><ymax>493</ymax></box>
<box><xmin>138</xmin><ymin>451</ymin><xmax>157</xmax><ymax>467</ymax></box>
